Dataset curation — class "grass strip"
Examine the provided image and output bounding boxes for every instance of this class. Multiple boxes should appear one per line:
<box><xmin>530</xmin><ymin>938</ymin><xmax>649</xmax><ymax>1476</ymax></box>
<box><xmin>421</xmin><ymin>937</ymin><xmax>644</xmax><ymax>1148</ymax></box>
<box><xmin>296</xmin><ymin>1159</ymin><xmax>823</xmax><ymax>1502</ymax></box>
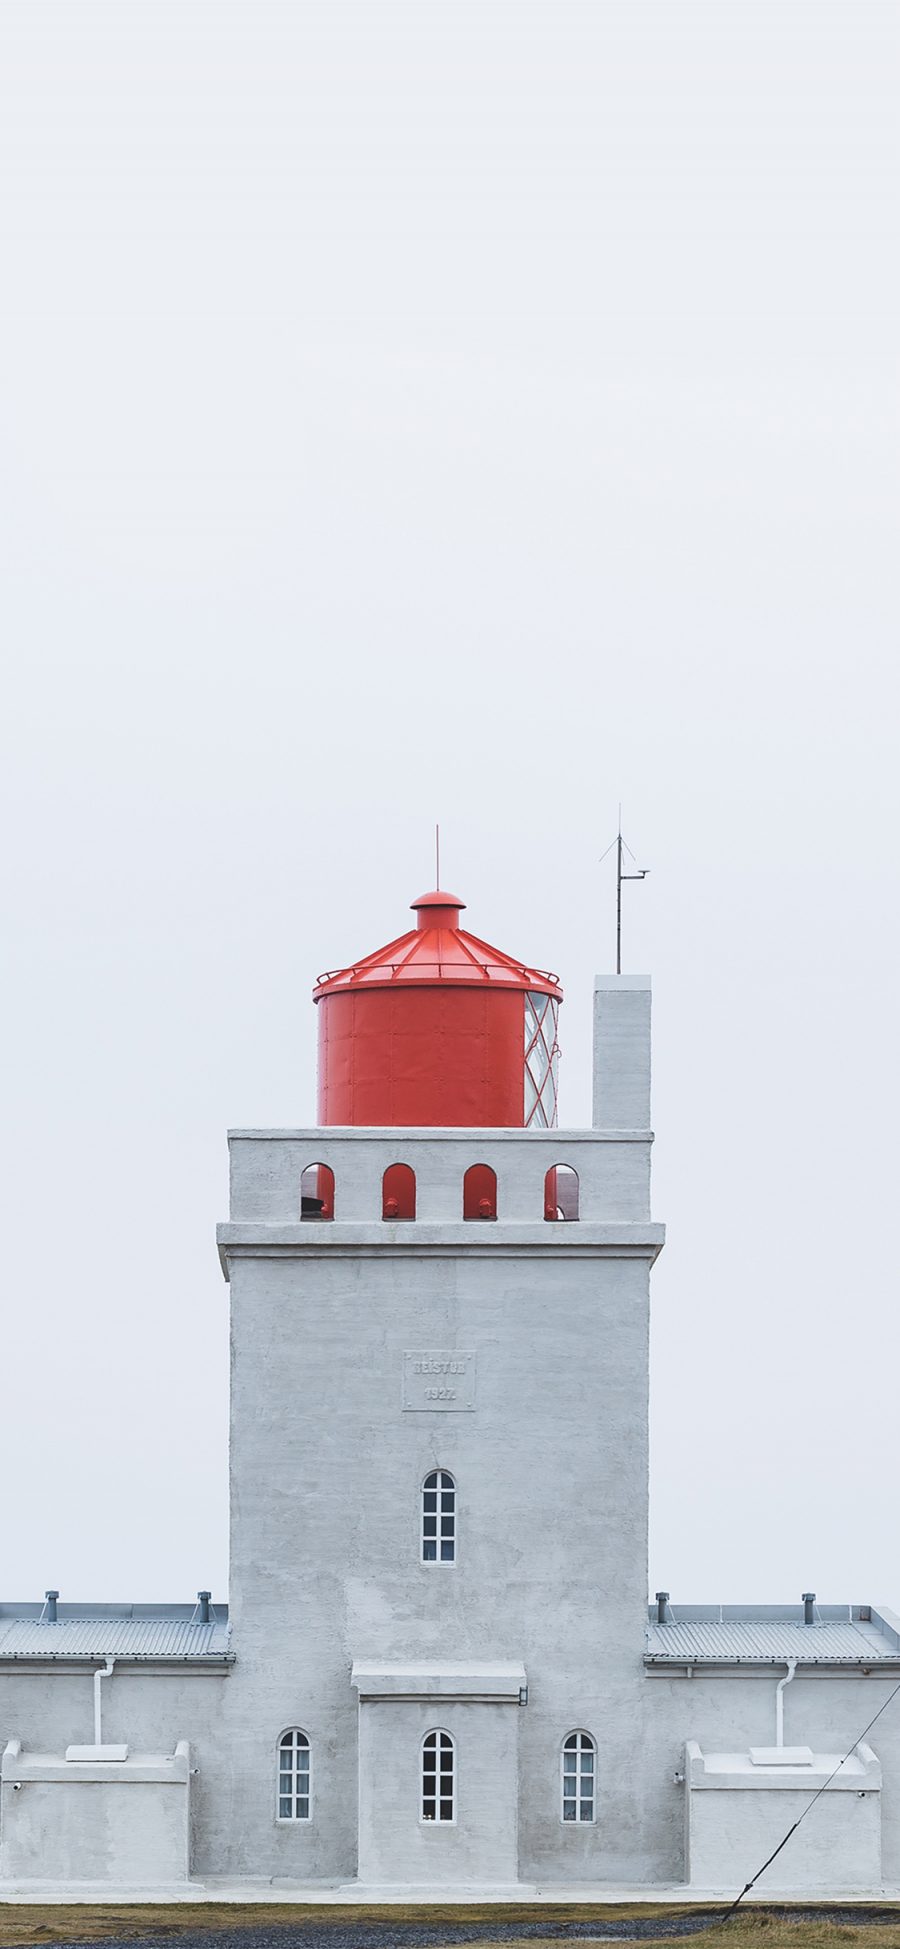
<box><xmin>2</xmin><ymin>1907</ymin><xmax>900</xmax><ymax>1949</ymax></box>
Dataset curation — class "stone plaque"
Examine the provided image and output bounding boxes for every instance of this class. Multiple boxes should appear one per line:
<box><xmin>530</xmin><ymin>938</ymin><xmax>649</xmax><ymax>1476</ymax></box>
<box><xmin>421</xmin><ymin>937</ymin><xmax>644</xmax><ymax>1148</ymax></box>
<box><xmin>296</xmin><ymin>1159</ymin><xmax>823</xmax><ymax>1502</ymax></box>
<box><xmin>402</xmin><ymin>1350</ymin><xmax>477</xmax><ymax>1412</ymax></box>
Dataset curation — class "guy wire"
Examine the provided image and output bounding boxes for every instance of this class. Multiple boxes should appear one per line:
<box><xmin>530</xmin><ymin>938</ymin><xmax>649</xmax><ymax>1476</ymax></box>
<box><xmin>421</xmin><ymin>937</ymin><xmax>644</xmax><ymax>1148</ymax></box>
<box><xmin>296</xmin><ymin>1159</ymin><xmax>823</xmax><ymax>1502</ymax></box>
<box><xmin>720</xmin><ymin>1673</ymin><xmax>900</xmax><ymax>1920</ymax></box>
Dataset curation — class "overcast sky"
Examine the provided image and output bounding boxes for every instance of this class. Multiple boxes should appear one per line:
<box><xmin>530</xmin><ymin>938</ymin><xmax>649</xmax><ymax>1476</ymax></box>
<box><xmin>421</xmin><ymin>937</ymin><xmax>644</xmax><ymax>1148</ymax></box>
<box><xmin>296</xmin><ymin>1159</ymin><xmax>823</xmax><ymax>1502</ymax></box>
<box><xmin>1</xmin><ymin>1</ymin><xmax>897</xmax><ymax>1609</ymax></box>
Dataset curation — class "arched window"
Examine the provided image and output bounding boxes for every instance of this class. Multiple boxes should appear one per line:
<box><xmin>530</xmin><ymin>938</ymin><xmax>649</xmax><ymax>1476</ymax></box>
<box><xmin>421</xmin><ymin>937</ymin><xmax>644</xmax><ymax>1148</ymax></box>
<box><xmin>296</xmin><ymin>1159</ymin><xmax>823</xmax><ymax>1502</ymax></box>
<box><xmin>422</xmin><ymin>1469</ymin><xmax>456</xmax><ymax>1564</ymax></box>
<box><xmin>422</xmin><ymin>1729</ymin><xmax>455</xmax><ymax>1822</ymax></box>
<box><xmin>300</xmin><ymin>1163</ymin><xmax>334</xmax><ymax>1221</ymax></box>
<box><xmin>561</xmin><ymin>1730</ymin><xmax>595</xmax><ymax>1823</ymax></box>
<box><xmin>277</xmin><ymin>1728</ymin><xmax>311</xmax><ymax>1820</ymax></box>
<box><xmin>544</xmin><ymin>1164</ymin><xmax>579</xmax><ymax>1222</ymax></box>
<box><xmin>383</xmin><ymin>1163</ymin><xmax>416</xmax><ymax>1221</ymax></box>
<box><xmin>463</xmin><ymin>1163</ymin><xmax>497</xmax><ymax>1221</ymax></box>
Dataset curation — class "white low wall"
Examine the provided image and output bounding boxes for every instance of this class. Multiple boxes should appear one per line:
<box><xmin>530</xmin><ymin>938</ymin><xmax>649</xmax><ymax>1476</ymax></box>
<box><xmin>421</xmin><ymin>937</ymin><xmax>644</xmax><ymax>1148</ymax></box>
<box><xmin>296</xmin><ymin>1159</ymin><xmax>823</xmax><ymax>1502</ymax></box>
<box><xmin>685</xmin><ymin>1741</ymin><xmax>882</xmax><ymax>1892</ymax></box>
<box><xmin>0</xmin><ymin>1739</ymin><xmax>192</xmax><ymax>1883</ymax></box>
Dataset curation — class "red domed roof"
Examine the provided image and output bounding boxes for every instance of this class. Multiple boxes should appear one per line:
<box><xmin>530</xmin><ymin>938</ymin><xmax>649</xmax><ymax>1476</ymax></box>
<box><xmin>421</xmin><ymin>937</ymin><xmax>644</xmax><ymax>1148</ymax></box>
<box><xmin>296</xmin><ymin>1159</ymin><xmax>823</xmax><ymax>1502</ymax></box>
<box><xmin>313</xmin><ymin>891</ymin><xmax>561</xmax><ymax>1000</ymax></box>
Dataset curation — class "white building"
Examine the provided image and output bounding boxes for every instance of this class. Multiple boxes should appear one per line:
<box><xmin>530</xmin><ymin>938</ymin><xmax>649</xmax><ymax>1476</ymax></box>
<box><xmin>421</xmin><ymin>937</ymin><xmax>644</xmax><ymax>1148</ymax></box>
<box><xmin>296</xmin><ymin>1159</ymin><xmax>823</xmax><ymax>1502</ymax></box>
<box><xmin>2</xmin><ymin>889</ymin><xmax>899</xmax><ymax>1893</ymax></box>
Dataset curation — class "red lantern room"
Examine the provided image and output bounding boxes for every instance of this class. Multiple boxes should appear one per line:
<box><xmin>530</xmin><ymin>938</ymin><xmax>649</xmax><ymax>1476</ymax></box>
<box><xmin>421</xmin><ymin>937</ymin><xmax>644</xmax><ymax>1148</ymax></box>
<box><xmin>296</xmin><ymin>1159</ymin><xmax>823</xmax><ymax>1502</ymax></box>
<box><xmin>313</xmin><ymin>891</ymin><xmax>562</xmax><ymax>1130</ymax></box>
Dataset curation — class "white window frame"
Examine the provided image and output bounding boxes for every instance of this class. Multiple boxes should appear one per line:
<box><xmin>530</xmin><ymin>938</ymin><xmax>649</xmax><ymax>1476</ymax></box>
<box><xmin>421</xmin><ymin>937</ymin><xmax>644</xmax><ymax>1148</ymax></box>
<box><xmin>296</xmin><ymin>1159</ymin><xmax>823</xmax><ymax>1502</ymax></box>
<box><xmin>421</xmin><ymin>1468</ymin><xmax>456</xmax><ymax>1566</ymax></box>
<box><xmin>524</xmin><ymin>991</ymin><xmax>560</xmax><ymax>1128</ymax></box>
<box><xmin>421</xmin><ymin>1728</ymin><xmax>456</xmax><ymax>1824</ymax></box>
<box><xmin>276</xmin><ymin>1727</ymin><xmax>312</xmax><ymax>1822</ymax></box>
<box><xmin>560</xmin><ymin>1729</ymin><xmax>595</xmax><ymax>1824</ymax></box>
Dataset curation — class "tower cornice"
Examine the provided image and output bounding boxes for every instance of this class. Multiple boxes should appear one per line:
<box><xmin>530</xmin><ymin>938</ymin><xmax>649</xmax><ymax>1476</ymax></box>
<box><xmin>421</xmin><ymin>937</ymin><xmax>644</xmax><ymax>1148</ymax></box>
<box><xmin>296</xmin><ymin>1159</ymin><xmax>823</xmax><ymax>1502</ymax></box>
<box><xmin>217</xmin><ymin>1220</ymin><xmax>665</xmax><ymax>1279</ymax></box>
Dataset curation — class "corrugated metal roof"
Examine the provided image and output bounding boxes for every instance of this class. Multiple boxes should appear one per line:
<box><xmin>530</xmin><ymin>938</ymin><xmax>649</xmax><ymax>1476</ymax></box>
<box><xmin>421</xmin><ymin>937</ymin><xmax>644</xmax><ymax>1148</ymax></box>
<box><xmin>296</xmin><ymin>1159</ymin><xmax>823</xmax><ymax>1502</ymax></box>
<box><xmin>645</xmin><ymin>1618</ymin><xmax>896</xmax><ymax>1663</ymax></box>
<box><xmin>0</xmin><ymin>1615</ymin><xmax>230</xmax><ymax>1660</ymax></box>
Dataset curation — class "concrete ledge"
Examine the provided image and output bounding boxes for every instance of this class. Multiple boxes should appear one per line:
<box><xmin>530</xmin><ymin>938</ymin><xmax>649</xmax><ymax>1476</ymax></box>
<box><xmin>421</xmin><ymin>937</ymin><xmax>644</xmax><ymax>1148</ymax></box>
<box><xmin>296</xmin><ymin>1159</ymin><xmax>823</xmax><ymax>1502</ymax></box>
<box><xmin>351</xmin><ymin>1660</ymin><xmax>527</xmax><ymax>1702</ymax></box>
<box><xmin>4</xmin><ymin>1877</ymin><xmax>900</xmax><ymax>1903</ymax></box>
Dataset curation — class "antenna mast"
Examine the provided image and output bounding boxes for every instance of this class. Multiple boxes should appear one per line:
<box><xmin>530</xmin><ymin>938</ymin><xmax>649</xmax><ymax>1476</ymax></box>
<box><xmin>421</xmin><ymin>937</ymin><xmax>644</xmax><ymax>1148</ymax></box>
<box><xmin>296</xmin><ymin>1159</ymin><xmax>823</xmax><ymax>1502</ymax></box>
<box><xmin>602</xmin><ymin>808</ymin><xmax>649</xmax><ymax>974</ymax></box>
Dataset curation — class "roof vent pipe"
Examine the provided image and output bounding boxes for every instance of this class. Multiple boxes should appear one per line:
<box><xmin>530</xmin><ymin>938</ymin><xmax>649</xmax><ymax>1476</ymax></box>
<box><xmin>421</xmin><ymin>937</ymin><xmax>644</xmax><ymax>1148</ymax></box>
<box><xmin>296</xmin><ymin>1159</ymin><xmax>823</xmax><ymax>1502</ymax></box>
<box><xmin>803</xmin><ymin>1591</ymin><xmax>816</xmax><ymax>1626</ymax></box>
<box><xmin>197</xmin><ymin>1590</ymin><xmax>211</xmax><ymax>1624</ymax></box>
<box><xmin>44</xmin><ymin>1590</ymin><xmax>59</xmax><ymax>1622</ymax></box>
<box><xmin>656</xmin><ymin>1591</ymin><xmax>671</xmax><ymax>1625</ymax></box>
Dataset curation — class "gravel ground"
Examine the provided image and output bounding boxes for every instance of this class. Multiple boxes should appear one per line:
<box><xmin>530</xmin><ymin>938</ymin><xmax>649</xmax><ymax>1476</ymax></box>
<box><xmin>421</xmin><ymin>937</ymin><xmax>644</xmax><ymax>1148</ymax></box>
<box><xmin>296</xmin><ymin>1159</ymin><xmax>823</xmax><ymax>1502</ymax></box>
<box><xmin>38</xmin><ymin>1911</ymin><xmax>900</xmax><ymax>1949</ymax></box>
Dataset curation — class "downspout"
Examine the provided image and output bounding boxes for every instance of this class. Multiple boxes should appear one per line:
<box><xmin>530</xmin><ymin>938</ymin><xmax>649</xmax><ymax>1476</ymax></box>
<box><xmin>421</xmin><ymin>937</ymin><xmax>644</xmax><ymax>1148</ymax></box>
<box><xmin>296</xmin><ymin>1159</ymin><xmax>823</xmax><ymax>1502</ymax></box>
<box><xmin>775</xmin><ymin>1656</ymin><xmax>797</xmax><ymax>1747</ymax></box>
<box><xmin>94</xmin><ymin>1657</ymin><xmax>115</xmax><ymax>1745</ymax></box>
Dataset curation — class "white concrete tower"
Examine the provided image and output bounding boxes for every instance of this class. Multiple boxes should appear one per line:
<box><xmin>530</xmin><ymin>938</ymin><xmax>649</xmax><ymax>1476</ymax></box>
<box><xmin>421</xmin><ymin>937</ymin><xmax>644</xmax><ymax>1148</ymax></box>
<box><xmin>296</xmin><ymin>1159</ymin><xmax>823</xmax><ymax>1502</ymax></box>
<box><xmin>216</xmin><ymin>893</ymin><xmax>663</xmax><ymax>1886</ymax></box>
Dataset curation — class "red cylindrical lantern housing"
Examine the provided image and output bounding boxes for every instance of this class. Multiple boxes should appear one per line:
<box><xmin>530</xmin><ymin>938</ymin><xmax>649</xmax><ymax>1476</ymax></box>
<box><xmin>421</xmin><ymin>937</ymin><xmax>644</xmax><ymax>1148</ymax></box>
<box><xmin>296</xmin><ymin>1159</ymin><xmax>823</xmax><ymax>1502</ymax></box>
<box><xmin>313</xmin><ymin>891</ymin><xmax>562</xmax><ymax>1129</ymax></box>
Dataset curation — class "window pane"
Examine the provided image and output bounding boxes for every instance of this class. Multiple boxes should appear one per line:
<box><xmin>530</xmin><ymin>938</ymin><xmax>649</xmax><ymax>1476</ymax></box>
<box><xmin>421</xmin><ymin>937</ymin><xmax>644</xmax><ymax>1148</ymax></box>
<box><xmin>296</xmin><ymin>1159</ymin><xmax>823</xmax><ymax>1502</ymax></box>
<box><xmin>581</xmin><ymin>1751</ymin><xmax>594</xmax><ymax>1774</ymax></box>
<box><xmin>563</xmin><ymin>1800</ymin><xmax>576</xmax><ymax>1821</ymax></box>
<box><xmin>424</xmin><ymin>1493</ymin><xmax>437</xmax><ymax>1512</ymax></box>
<box><xmin>423</xmin><ymin>1753</ymin><xmax>436</xmax><ymax>1773</ymax></box>
<box><xmin>580</xmin><ymin>1798</ymin><xmax>593</xmax><ymax>1821</ymax></box>
<box><xmin>440</xmin><ymin>1539</ymin><xmax>455</xmax><ymax>1560</ymax></box>
<box><xmin>440</xmin><ymin>1799</ymin><xmax>453</xmax><ymax>1820</ymax></box>
<box><xmin>424</xmin><ymin>1516</ymin><xmax>437</xmax><ymax>1536</ymax></box>
<box><xmin>441</xmin><ymin>1516</ymin><xmax>454</xmax><ymax>1535</ymax></box>
<box><xmin>279</xmin><ymin>1795</ymin><xmax>292</xmax><ymax>1817</ymax></box>
<box><xmin>441</xmin><ymin>1492</ymin><xmax>454</xmax><ymax>1511</ymax></box>
<box><xmin>564</xmin><ymin>1734</ymin><xmax>578</xmax><ymax>1751</ymax></box>
<box><xmin>423</xmin><ymin>1539</ymin><xmax>437</xmax><ymax>1560</ymax></box>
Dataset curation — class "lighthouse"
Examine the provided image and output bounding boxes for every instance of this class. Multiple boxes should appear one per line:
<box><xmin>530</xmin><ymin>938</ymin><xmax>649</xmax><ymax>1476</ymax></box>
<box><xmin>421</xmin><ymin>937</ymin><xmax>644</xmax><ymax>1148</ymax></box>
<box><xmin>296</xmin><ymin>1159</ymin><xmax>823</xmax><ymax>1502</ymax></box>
<box><xmin>216</xmin><ymin>888</ymin><xmax>663</xmax><ymax>1886</ymax></box>
<box><xmin>5</xmin><ymin>886</ymin><xmax>900</xmax><ymax>1895</ymax></box>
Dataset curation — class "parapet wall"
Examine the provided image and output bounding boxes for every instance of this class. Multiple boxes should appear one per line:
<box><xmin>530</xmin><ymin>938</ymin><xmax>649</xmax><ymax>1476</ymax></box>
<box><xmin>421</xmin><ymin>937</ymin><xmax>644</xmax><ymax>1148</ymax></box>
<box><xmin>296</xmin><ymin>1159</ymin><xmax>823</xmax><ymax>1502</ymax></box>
<box><xmin>225</xmin><ymin>1128</ymin><xmax>653</xmax><ymax>1227</ymax></box>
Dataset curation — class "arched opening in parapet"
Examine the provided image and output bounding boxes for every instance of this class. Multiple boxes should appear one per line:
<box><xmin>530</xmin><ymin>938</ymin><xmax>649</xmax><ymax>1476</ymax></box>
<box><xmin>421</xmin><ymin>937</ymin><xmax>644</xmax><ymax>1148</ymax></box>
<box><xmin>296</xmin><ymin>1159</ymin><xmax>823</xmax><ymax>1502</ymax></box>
<box><xmin>383</xmin><ymin>1163</ymin><xmax>416</xmax><ymax>1221</ymax></box>
<box><xmin>544</xmin><ymin>1164</ymin><xmax>579</xmax><ymax>1222</ymax></box>
<box><xmin>463</xmin><ymin>1163</ymin><xmax>497</xmax><ymax>1221</ymax></box>
<box><xmin>300</xmin><ymin>1162</ymin><xmax>334</xmax><ymax>1220</ymax></box>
